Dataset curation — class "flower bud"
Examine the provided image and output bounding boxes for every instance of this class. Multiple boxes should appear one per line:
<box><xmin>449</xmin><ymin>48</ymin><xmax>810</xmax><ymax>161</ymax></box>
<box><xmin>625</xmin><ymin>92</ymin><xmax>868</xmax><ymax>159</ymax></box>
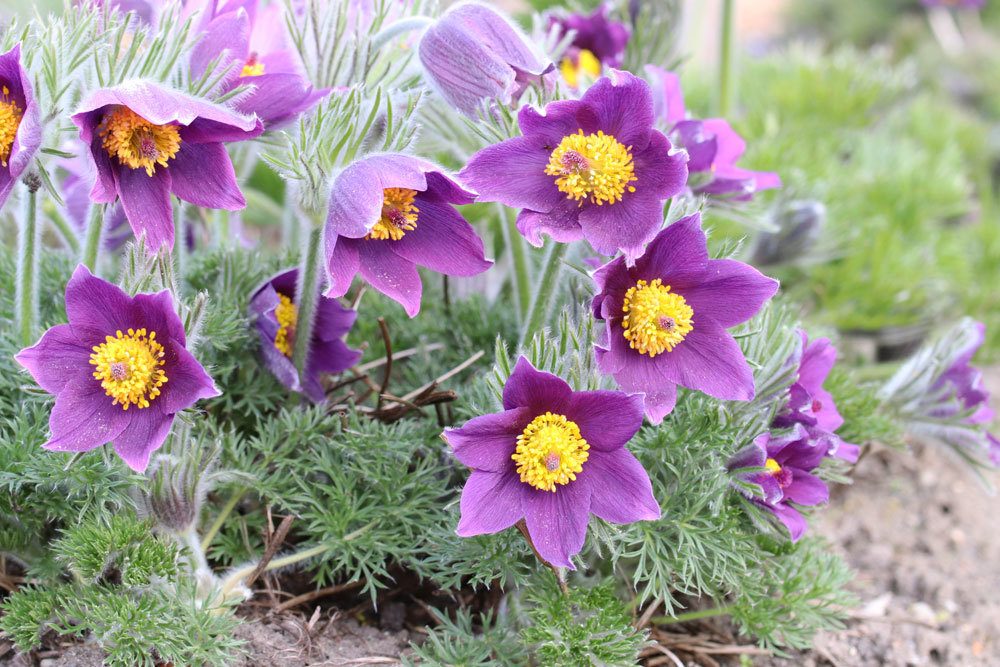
<box><xmin>752</xmin><ymin>200</ymin><xmax>825</xmax><ymax>266</ymax></box>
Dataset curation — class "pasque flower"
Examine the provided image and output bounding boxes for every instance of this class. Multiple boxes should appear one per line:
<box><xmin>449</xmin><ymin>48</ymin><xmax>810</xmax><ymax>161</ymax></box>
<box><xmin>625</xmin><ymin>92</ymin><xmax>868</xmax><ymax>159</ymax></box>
<box><xmin>727</xmin><ymin>425</ymin><xmax>829</xmax><ymax>541</ymax></box>
<box><xmin>190</xmin><ymin>0</ymin><xmax>329</xmax><ymax>128</ymax></box>
<box><xmin>0</xmin><ymin>44</ymin><xmax>41</xmax><ymax>210</ymax></box>
<box><xmin>461</xmin><ymin>69</ymin><xmax>688</xmax><ymax>262</ymax></box>
<box><xmin>550</xmin><ymin>4</ymin><xmax>630</xmax><ymax>89</ymax></box>
<box><xmin>249</xmin><ymin>268</ymin><xmax>361</xmax><ymax>402</ymax></box>
<box><xmin>59</xmin><ymin>144</ymin><xmax>131</xmax><ymax>250</ymax></box>
<box><xmin>324</xmin><ymin>153</ymin><xmax>492</xmax><ymax>317</ymax></box>
<box><xmin>71</xmin><ymin>80</ymin><xmax>263</xmax><ymax>251</ymax></box>
<box><xmin>592</xmin><ymin>213</ymin><xmax>778</xmax><ymax>422</ymax></box>
<box><xmin>418</xmin><ymin>3</ymin><xmax>556</xmax><ymax>117</ymax></box>
<box><xmin>444</xmin><ymin>356</ymin><xmax>659</xmax><ymax>569</ymax></box>
<box><xmin>15</xmin><ymin>266</ymin><xmax>220</xmax><ymax>472</ymax></box>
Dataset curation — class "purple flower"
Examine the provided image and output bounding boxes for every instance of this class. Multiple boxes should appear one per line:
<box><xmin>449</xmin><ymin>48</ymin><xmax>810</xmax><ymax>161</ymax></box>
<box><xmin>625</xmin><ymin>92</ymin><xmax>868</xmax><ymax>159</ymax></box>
<box><xmin>58</xmin><ymin>143</ymin><xmax>132</xmax><ymax>250</ymax></box>
<box><xmin>443</xmin><ymin>356</ymin><xmax>659</xmax><ymax>569</ymax></box>
<box><xmin>418</xmin><ymin>3</ymin><xmax>556</xmax><ymax>117</ymax></box>
<box><xmin>77</xmin><ymin>0</ymin><xmax>162</xmax><ymax>25</ymax></box>
<box><xmin>929</xmin><ymin>321</ymin><xmax>994</xmax><ymax>425</ymax></box>
<box><xmin>190</xmin><ymin>0</ymin><xmax>329</xmax><ymax>128</ymax></box>
<box><xmin>550</xmin><ymin>5</ymin><xmax>630</xmax><ymax>89</ymax></box>
<box><xmin>0</xmin><ymin>44</ymin><xmax>41</xmax><ymax>210</ymax></box>
<box><xmin>461</xmin><ymin>70</ymin><xmax>688</xmax><ymax>262</ymax></box>
<box><xmin>921</xmin><ymin>0</ymin><xmax>985</xmax><ymax>7</ymax></box>
<box><xmin>70</xmin><ymin>81</ymin><xmax>263</xmax><ymax>252</ymax></box>
<box><xmin>249</xmin><ymin>268</ymin><xmax>362</xmax><ymax>402</ymax></box>
<box><xmin>672</xmin><ymin>118</ymin><xmax>781</xmax><ymax>200</ymax></box>
<box><xmin>324</xmin><ymin>153</ymin><xmax>492</xmax><ymax>317</ymax></box>
<box><xmin>645</xmin><ymin>65</ymin><xmax>686</xmax><ymax>127</ymax></box>
<box><xmin>727</xmin><ymin>425</ymin><xmax>830</xmax><ymax>541</ymax></box>
<box><xmin>14</xmin><ymin>266</ymin><xmax>220</xmax><ymax>472</ymax></box>
<box><xmin>591</xmin><ymin>213</ymin><xmax>778</xmax><ymax>422</ymax></box>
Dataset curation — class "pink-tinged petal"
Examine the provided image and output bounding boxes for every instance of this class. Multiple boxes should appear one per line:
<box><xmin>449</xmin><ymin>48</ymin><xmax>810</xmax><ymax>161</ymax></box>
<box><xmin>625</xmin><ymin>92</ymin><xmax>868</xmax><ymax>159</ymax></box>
<box><xmin>634</xmin><ymin>213</ymin><xmax>709</xmax><ymax>287</ymax></box>
<box><xmin>769</xmin><ymin>502</ymin><xmax>808</xmax><ymax>542</ymax></box>
<box><xmin>515</xmin><ymin>200</ymin><xmax>584</xmax><ymax>247</ymax></box>
<box><xmin>522</xmin><ymin>480</ymin><xmax>592</xmax><ymax>569</ymax></box>
<box><xmin>44</xmin><ymin>377</ymin><xmax>130</xmax><ymax>453</ymax></box>
<box><xmin>783</xmin><ymin>471</ymin><xmax>829</xmax><ymax>507</ymax></box>
<box><xmin>459</xmin><ymin>136</ymin><xmax>563</xmax><ymax>213</ymax></box>
<box><xmin>585</xmin><ymin>449</ymin><xmax>660</xmax><ymax>524</ymax></box>
<box><xmin>577</xmin><ymin>189</ymin><xmax>662</xmax><ymax>262</ymax></box>
<box><xmin>564</xmin><ymin>390</ymin><xmax>644</xmax><ymax>452</ymax></box>
<box><xmin>357</xmin><ymin>241</ymin><xmax>423</xmax><ymax>317</ymax></box>
<box><xmin>502</xmin><ymin>356</ymin><xmax>573</xmax><ymax>412</ymax></box>
<box><xmin>644</xmin><ymin>65</ymin><xmax>686</xmax><ymax>125</ymax></box>
<box><xmin>811</xmin><ymin>387</ymin><xmax>844</xmax><ymax>432</ymax></box>
<box><xmin>390</xmin><ymin>198</ymin><xmax>492</xmax><ymax>277</ymax></box>
<box><xmin>15</xmin><ymin>325</ymin><xmax>91</xmax><ymax>394</ymax></box>
<box><xmin>168</xmin><ymin>142</ymin><xmax>245</xmax><ymax>210</ymax></box>
<box><xmin>444</xmin><ymin>407</ymin><xmax>533</xmax><ymax>472</ymax></box>
<box><xmin>111</xmin><ymin>409</ymin><xmax>174</xmax><ymax>472</ymax></box>
<box><xmin>64</xmin><ymin>264</ymin><xmax>135</xmax><ymax>342</ymax></box>
<box><xmin>799</xmin><ymin>335</ymin><xmax>836</xmax><ymax>394</ymax></box>
<box><xmin>117</xmin><ymin>166</ymin><xmax>175</xmax><ymax>251</ymax></box>
<box><xmin>189</xmin><ymin>6</ymin><xmax>250</xmax><ymax>81</ymax></box>
<box><xmin>658</xmin><ymin>323</ymin><xmax>755</xmax><ymax>402</ymax></box>
<box><xmin>581</xmin><ymin>69</ymin><xmax>654</xmax><ymax>150</ymax></box>
<box><xmin>679</xmin><ymin>259</ymin><xmax>778</xmax><ymax>329</ymax></box>
<box><xmin>324</xmin><ymin>235</ymin><xmax>361</xmax><ymax>299</ymax></box>
<box><xmin>701</xmin><ymin>118</ymin><xmax>746</xmax><ymax>167</ymax></box>
<box><xmin>158</xmin><ymin>341</ymin><xmax>220</xmax><ymax>414</ymax></box>
<box><xmin>456</xmin><ymin>470</ymin><xmax>525</xmax><ymax>536</ymax></box>
<box><xmin>830</xmin><ymin>438</ymin><xmax>860</xmax><ymax>463</ymax></box>
<box><xmin>327</xmin><ymin>154</ymin><xmax>432</xmax><ymax>239</ymax></box>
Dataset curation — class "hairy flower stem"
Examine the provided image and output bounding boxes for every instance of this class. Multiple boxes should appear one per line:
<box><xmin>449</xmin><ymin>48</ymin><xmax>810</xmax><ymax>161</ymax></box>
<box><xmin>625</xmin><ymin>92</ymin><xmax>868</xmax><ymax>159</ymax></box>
<box><xmin>652</xmin><ymin>605</ymin><xmax>735</xmax><ymax>625</ymax></box>
<box><xmin>371</xmin><ymin>16</ymin><xmax>434</xmax><ymax>52</ymax></box>
<box><xmin>15</xmin><ymin>185</ymin><xmax>39</xmax><ymax>347</ymax></box>
<box><xmin>717</xmin><ymin>0</ymin><xmax>736</xmax><ymax>117</ymax></box>
<box><xmin>46</xmin><ymin>205</ymin><xmax>80</xmax><ymax>253</ymax></box>
<box><xmin>80</xmin><ymin>204</ymin><xmax>104</xmax><ymax>271</ymax></box>
<box><xmin>499</xmin><ymin>205</ymin><xmax>531</xmax><ymax>322</ymax></box>
<box><xmin>520</xmin><ymin>242</ymin><xmax>568</xmax><ymax>346</ymax></box>
<box><xmin>292</xmin><ymin>220</ymin><xmax>324</xmax><ymax>379</ymax></box>
<box><xmin>200</xmin><ymin>489</ymin><xmax>247</xmax><ymax>551</ymax></box>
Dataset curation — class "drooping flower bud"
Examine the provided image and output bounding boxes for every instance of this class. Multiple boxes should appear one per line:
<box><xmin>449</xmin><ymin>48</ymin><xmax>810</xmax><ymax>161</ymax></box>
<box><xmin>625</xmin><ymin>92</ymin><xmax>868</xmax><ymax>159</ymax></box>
<box><xmin>752</xmin><ymin>200</ymin><xmax>825</xmax><ymax>267</ymax></box>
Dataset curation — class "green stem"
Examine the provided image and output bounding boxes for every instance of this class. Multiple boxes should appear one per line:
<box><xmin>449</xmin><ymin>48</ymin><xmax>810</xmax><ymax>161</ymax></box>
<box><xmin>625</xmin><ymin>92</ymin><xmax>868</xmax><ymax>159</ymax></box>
<box><xmin>292</xmin><ymin>221</ymin><xmax>324</xmax><ymax>379</ymax></box>
<box><xmin>80</xmin><ymin>204</ymin><xmax>104</xmax><ymax>271</ymax></box>
<box><xmin>500</xmin><ymin>205</ymin><xmax>531</xmax><ymax>322</ymax></box>
<box><xmin>718</xmin><ymin>0</ymin><xmax>736</xmax><ymax>117</ymax></box>
<box><xmin>652</xmin><ymin>605</ymin><xmax>735</xmax><ymax>625</ymax></box>
<box><xmin>200</xmin><ymin>488</ymin><xmax>247</xmax><ymax>552</ymax></box>
<box><xmin>520</xmin><ymin>242</ymin><xmax>568</xmax><ymax>346</ymax></box>
<box><xmin>47</xmin><ymin>206</ymin><xmax>80</xmax><ymax>254</ymax></box>
<box><xmin>16</xmin><ymin>187</ymin><xmax>39</xmax><ymax>347</ymax></box>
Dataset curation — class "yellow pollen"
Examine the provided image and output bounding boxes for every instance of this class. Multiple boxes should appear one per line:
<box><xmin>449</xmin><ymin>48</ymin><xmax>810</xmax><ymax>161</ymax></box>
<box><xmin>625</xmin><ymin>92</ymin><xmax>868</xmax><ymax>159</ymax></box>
<box><xmin>512</xmin><ymin>412</ymin><xmax>590</xmax><ymax>492</ymax></box>
<box><xmin>100</xmin><ymin>106</ymin><xmax>182</xmax><ymax>177</ymax></box>
<box><xmin>367</xmin><ymin>187</ymin><xmax>419</xmax><ymax>241</ymax></box>
<box><xmin>89</xmin><ymin>328</ymin><xmax>168</xmax><ymax>411</ymax></box>
<box><xmin>559</xmin><ymin>48</ymin><xmax>602</xmax><ymax>89</ymax></box>
<box><xmin>765</xmin><ymin>458</ymin><xmax>782</xmax><ymax>474</ymax></box>
<box><xmin>545</xmin><ymin>130</ymin><xmax>637</xmax><ymax>206</ymax></box>
<box><xmin>0</xmin><ymin>85</ymin><xmax>23</xmax><ymax>168</ymax></box>
<box><xmin>621</xmin><ymin>279</ymin><xmax>694</xmax><ymax>357</ymax></box>
<box><xmin>241</xmin><ymin>53</ymin><xmax>265</xmax><ymax>77</ymax></box>
<box><xmin>273</xmin><ymin>293</ymin><xmax>298</xmax><ymax>357</ymax></box>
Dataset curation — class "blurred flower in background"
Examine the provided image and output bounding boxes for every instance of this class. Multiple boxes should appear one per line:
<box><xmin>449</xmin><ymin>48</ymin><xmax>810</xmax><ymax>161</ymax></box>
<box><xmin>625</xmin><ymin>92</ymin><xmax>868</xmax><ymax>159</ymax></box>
<box><xmin>549</xmin><ymin>4</ymin><xmax>630</xmax><ymax>89</ymax></box>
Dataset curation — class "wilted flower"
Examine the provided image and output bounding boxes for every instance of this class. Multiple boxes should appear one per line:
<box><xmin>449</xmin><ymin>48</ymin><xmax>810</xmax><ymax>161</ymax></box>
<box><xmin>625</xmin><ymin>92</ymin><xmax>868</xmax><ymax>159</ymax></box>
<box><xmin>418</xmin><ymin>3</ymin><xmax>555</xmax><ymax>117</ymax></box>
<box><xmin>444</xmin><ymin>356</ymin><xmax>659</xmax><ymax>569</ymax></box>
<box><xmin>461</xmin><ymin>70</ymin><xmax>688</xmax><ymax>262</ymax></box>
<box><xmin>591</xmin><ymin>213</ymin><xmax>778</xmax><ymax>422</ymax></box>
<box><xmin>190</xmin><ymin>0</ymin><xmax>329</xmax><ymax>128</ymax></box>
<box><xmin>249</xmin><ymin>268</ymin><xmax>361</xmax><ymax>402</ymax></box>
<box><xmin>727</xmin><ymin>425</ymin><xmax>829</xmax><ymax>541</ymax></box>
<box><xmin>0</xmin><ymin>44</ymin><xmax>41</xmax><ymax>209</ymax></box>
<box><xmin>324</xmin><ymin>153</ymin><xmax>492</xmax><ymax>317</ymax></box>
<box><xmin>71</xmin><ymin>80</ymin><xmax>263</xmax><ymax>251</ymax></box>
<box><xmin>550</xmin><ymin>5</ymin><xmax>630</xmax><ymax>89</ymax></box>
<box><xmin>14</xmin><ymin>266</ymin><xmax>220</xmax><ymax>472</ymax></box>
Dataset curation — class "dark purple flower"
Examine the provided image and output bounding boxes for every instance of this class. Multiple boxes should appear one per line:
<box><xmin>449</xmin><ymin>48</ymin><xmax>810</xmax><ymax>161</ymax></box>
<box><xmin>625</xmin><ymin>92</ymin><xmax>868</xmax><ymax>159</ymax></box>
<box><xmin>461</xmin><ymin>70</ymin><xmax>688</xmax><ymax>262</ymax></box>
<box><xmin>443</xmin><ymin>356</ymin><xmax>659</xmax><ymax>569</ymax></box>
<box><xmin>190</xmin><ymin>0</ymin><xmax>329</xmax><ymax>128</ymax></box>
<box><xmin>14</xmin><ymin>266</ymin><xmax>220</xmax><ymax>472</ymax></box>
<box><xmin>592</xmin><ymin>213</ymin><xmax>778</xmax><ymax>422</ymax></box>
<box><xmin>672</xmin><ymin>118</ymin><xmax>780</xmax><ymax>200</ymax></box>
<box><xmin>70</xmin><ymin>81</ymin><xmax>263</xmax><ymax>252</ymax></box>
<box><xmin>0</xmin><ymin>44</ymin><xmax>41</xmax><ymax>210</ymax></box>
<box><xmin>727</xmin><ymin>425</ymin><xmax>830</xmax><ymax>541</ymax></box>
<box><xmin>418</xmin><ymin>3</ymin><xmax>556</xmax><ymax>117</ymax></box>
<box><xmin>249</xmin><ymin>268</ymin><xmax>361</xmax><ymax>402</ymax></box>
<box><xmin>927</xmin><ymin>321</ymin><xmax>996</xmax><ymax>431</ymax></box>
<box><xmin>550</xmin><ymin>4</ymin><xmax>630</xmax><ymax>89</ymax></box>
<box><xmin>324</xmin><ymin>153</ymin><xmax>492</xmax><ymax>317</ymax></box>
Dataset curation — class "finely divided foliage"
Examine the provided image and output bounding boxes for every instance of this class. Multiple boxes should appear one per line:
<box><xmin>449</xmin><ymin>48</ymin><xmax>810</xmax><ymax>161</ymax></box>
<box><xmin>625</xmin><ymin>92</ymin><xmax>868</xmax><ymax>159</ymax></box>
<box><xmin>0</xmin><ymin>1</ymin><xmax>996</xmax><ymax>665</ymax></box>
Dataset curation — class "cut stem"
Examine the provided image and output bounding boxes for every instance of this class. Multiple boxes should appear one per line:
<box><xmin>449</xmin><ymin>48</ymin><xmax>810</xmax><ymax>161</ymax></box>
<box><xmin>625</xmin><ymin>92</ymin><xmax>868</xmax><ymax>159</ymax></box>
<box><xmin>520</xmin><ymin>241</ymin><xmax>568</xmax><ymax>345</ymax></box>
<box><xmin>16</xmin><ymin>186</ymin><xmax>39</xmax><ymax>347</ymax></box>
<box><xmin>717</xmin><ymin>0</ymin><xmax>736</xmax><ymax>117</ymax></box>
<box><xmin>80</xmin><ymin>204</ymin><xmax>104</xmax><ymax>271</ymax></box>
<box><xmin>292</xmin><ymin>221</ymin><xmax>324</xmax><ymax>379</ymax></box>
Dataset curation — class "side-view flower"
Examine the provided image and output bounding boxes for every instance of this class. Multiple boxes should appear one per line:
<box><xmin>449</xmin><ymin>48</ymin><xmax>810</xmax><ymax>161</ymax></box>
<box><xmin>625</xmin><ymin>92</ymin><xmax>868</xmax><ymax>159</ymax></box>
<box><xmin>0</xmin><ymin>43</ymin><xmax>41</xmax><ymax>209</ymax></box>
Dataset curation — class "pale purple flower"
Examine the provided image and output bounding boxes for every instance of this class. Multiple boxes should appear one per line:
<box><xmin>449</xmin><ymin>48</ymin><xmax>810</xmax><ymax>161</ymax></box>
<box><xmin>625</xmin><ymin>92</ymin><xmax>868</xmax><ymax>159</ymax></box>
<box><xmin>0</xmin><ymin>44</ymin><xmax>42</xmax><ymax>210</ymax></box>
<box><xmin>15</xmin><ymin>266</ymin><xmax>220</xmax><ymax>472</ymax></box>
<box><xmin>444</xmin><ymin>356</ymin><xmax>659</xmax><ymax>569</ymax></box>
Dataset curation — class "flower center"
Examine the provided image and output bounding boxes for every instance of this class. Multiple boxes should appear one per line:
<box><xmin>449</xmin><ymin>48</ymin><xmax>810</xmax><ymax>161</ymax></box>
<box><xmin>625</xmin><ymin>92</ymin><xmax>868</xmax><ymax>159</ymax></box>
<box><xmin>367</xmin><ymin>188</ymin><xmax>419</xmax><ymax>241</ymax></box>
<box><xmin>241</xmin><ymin>53</ymin><xmax>265</xmax><ymax>77</ymax></box>
<box><xmin>512</xmin><ymin>412</ymin><xmax>590</xmax><ymax>492</ymax></box>
<box><xmin>273</xmin><ymin>293</ymin><xmax>298</xmax><ymax>358</ymax></box>
<box><xmin>559</xmin><ymin>48</ymin><xmax>601</xmax><ymax>89</ymax></box>
<box><xmin>621</xmin><ymin>279</ymin><xmax>694</xmax><ymax>357</ymax></box>
<box><xmin>0</xmin><ymin>86</ymin><xmax>23</xmax><ymax>168</ymax></box>
<box><xmin>100</xmin><ymin>106</ymin><xmax>182</xmax><ymax>177</ymax></box>
<box><xmin>811</xmin><ymin>399</ymin><xmax>823</xmax><ymax>413</ymax></box>
<box><xmin>89</xmin><ymin>328</ymin><xmax>168</xmax><ymax>410</ymax></box>
<box><xmin>765</xmin><ymin>457</ymin><xmax>793</xmax><ymax>489</ymax></box>
<box><xmin>545</xmin><ymin>130</ymin><xmax>637</xmax><ymax>206</ymax></box>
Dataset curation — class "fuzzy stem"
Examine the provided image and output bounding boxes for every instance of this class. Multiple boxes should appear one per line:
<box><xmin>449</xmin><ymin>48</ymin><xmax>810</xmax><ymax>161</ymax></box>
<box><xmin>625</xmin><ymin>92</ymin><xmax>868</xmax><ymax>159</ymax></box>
<box><xmin>292</xmin><ymin>221</ymin><xmax>324</xmax><ymax>379</ymax></box>
<box><xmin>16</xmin><ymin>186</ymin><xmax>39</xmax><ymax>347</ymax></box>
<box><xmin>500</xmin><ymin>205</ymin><xmax>531</xmax><ymax>322</ymax></box>
<box><xmin>47</xmin><ymin>206</ymin><xmax>80</xmax><ymax>254</ymax></box>
<box><xmin>717</xmin><ymin>0</ymin><xmax>736</xmax><ymax>117</ymax></box>
<box><xmin>80</xmin><ymin>204</ymin><xmax>104</xmax><ymax>271</ymax></box>
<box><xmin>371</xmin><ymin>16</ymin><xmax>434</xmax><ymax>52</ymax></box>
<box><xmin>520</xmin><ymin>241</ymin><xmax>568</xmax><ymax>345</ymax></box>
<box><xmin>200</xmin><ymin>488</ymin><xmax>247</xmax><ymax>552</ymax></box>
<box><xmin>652</xmin><ymin>605</ymin><xmax>735</xmax><ymax>625</ymax></box>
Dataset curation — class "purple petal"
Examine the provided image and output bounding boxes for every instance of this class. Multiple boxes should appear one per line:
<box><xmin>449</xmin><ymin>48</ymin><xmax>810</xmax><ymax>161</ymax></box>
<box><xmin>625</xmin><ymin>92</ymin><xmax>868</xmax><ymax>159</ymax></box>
<box><xmin>656</xmin><ymin>322</ymin><xmax>755</xmax><ymax>402</ymax></box>
<box><xmin>235</xmin><ymin>73</ymin><xmax>329</xmax><ymax>127</ymax></box>
<box><xmin>326</xmin><ymin>153</ymin><xmax>432</xmax><ymax>239</ymax></box>
<box><xmin>390</xmin><ymin>198</ymin><xmax>492</xmax><ymax>277</ymax></box>
<box><xmin>577</xmin><ymin>189</ymin><xmax>663</xmax><ymax>261</ymax></box>
<box><xmin>456</xmin><ymin>470</ymin><xmax>525</xmax><ymax>536</ymax></box>
<box><xmin>158</xmin><ymin>341</ymin><xmax>221</xmax><ymax>414</ymax></box>
<box><xmin>564</xmin><ymin>390</ymin><xmax>644</xmax><ymax>452</ymax></box>
<box><xmin>644</xmin><ymin>65</ymin><xmax>686</xmax><ymax>126</ymax></box>
<box><xmin>168</xmin><ymin>142</ymin><xmax>246</xmax><ymax>210</ymax></box>
<box><xmin>357</xmin><ymin>241</ymin><xmax>423</xmax><ymax>317</ymax></box>
<box><xmin>770</xmin><ymin>502</ymin><xmax>808</xmax><ymax>542</ymax></box>
<box><xmin>131</xmin><ymin>289</ymin><xmax>187</xmax><ymax>345</ymax></box>
<box><xmin>585</xmin><ymin>449</ymin><xmax>660</xmax><ymax>524</ymax></box>
<box><xmin>634</xmin><ymin>213</ymin><xmax>709</xmax><ymax>287</ymax></box>
<box><xmin>783</xmin><ymin>471</ymin><xmax>829</xmax><ymax>506</ymax></box>
<box><xmin>459</xmin><ymin>136</ymin><xmax>563</xmax><ymax>213</ymax></box>
<box><xmin>445</xmin><ymin>407</ymin><xmax>533</xmax><ymax>472</ymax></box>
<box><xmin>798</xmin><ymin>335</ymin><xmax>836</xmax><ymax>395</ymax></box>
<box><xmin>64</xmin><ymin>264</ymin><xmax>135</xmax><ymax>342</ymax></box>
<box><xmin>502</xmin><ymin>356</ymin><xmax>573</xmax><ymax>413</ymax></box>
<box><xmin>581</xmin><ymin>69</ymin><xmax>654</xmax><ymax>149</ymax></box>
<box><xmin>515</xmin><ymin>200</ymin><xmax>584</xmax><ymax>247</ymax></box>
<box><xmin>111</xmin><ymin>409</ymin><xmax>174</xmax><ymax>472</ymax></box>
<box><xmin>116</xmin><ymin>166</ymin><xmax>175</xmax><ymax>251</ymax></box>
<box><xmin>324</xmin><ymin>235</ymin><xmax>361</xmax><ymax>299</ymax></box>
<box><xmin>679</xmin><ymin>259</ymin><xmax>778</xmax><ymax>329</ymax></box>
<box><xmin>190</xmin><ymin>6</ymin><xmax>250</xmax><ymax>81</ymax></box>
<box><xmin>15</xmin><ymin>324</ymin><xmax>91</xmax><ymax>394</ymax></box>
<box><xmin>517</xmin><ymin>99</ymin><xmax>597</xmax><ymax>145</ymax></box>
<box><xmin>44</xmin><ymin>377</ymin><xmax>130</xmax><ymax>453</ymax></box>
<box><xmin>522</xmin><ymin>480</ymin><xmax>591</xmax><ymax>569</ymax></box>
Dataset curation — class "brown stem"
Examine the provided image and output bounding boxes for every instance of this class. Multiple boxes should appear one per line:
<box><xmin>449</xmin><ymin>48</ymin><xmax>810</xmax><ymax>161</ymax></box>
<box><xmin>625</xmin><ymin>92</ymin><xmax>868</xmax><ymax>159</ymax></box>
<box><xmin>243</xmin><ymin>513</ymin><xmax>295</xmax><ymax>588</ymax></box>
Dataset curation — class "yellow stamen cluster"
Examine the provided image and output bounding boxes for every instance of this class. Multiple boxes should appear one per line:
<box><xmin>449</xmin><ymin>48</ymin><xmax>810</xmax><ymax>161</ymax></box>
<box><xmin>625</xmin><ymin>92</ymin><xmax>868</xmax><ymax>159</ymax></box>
<box><xmin>765</xmin><ymin>458</ymin><xmax>782</xmax><ymax>474</ymax></box>
<box><xmin>367</xmin><ymin>187</ymin><xmax>419</xmax><ymax>241</ymax></box>
<box><xmin>100</xmin><ymin>106</ymin><xmax>182</xmax><ymax>176</ymax></box>
<box><xmin>559</xmin><ymin>48</ymin><xmax>602</xmax><ymax>89</ymax></box>
<box><xmin>273</xmin><ymin>293</ymin><xmax>298</xmax><ymax>357</ymax></box>
<box><xmin>512</xmin><ymin>412</ymin><xmax>590</xmax><ymax>492</ymax></box>
<box><xmin>621</xmin><ymin>279</ymin><xmax>694</xmax><ymax>357</ymax></box>
<box><xmin>545</xmin><ymin>130</ymin><xmax>637</xmax><ymax>206</ymax></box>
<box><xmin>0</xmin><ymin>86</ymin><xmax>23</xmax><ymax>167</ymax></box>
<box><xmin>241</xmin><ymin>54</ymin><xmax>265</xmax><ymax>77</ymax></box>
<box><xmin>90</xmin><ymin>328</ymin><xmax>168</xmax><ymax>410</ymax></box>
